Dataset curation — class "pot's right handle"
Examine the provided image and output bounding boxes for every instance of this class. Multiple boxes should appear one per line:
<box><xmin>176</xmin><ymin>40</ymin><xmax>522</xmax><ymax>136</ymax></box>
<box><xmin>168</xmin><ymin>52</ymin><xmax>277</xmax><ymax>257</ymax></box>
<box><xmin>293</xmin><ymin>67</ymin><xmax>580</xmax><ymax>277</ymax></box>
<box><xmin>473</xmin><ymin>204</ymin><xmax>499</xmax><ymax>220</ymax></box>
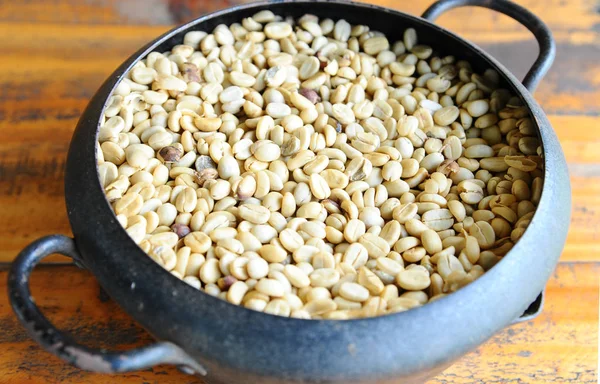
<box><xmin>7</xmin><ymin>235</ymin><xmax>206</xmax><ymax>376</ymax></box>
<box><xmin>422</xmin><ymin>0</ymin><xmax>556</xmax><ymax>92</ymax></box>
<box><xmin>423</xmin><ymin>0</ymin><xmax>551</xmax><ymax>324</ymax></box>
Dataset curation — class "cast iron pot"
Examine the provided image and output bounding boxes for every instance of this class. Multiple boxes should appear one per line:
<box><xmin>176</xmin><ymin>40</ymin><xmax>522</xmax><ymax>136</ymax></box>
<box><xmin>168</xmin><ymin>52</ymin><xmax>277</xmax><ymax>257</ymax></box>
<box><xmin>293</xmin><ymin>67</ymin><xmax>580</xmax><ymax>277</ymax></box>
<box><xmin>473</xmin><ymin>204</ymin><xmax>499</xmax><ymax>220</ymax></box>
<box><xmin>8</xmin><ymin>0</ymin><xmax>571</xmax><ymax>383</ymax></box>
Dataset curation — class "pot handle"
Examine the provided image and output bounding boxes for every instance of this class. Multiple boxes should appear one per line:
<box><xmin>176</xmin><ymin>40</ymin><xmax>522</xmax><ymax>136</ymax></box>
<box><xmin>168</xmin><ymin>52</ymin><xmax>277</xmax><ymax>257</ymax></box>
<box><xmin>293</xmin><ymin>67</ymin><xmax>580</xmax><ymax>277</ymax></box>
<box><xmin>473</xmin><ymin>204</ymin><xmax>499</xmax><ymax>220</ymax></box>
<box><xmin>422</xmin><ymin>0</ymin><xmax>556</xmax><ymax>92</ymax></box>
<box><xmin>423</xmin><ymin>0</ymin><xmax>548</xmax><ymax>323</ymax></box>
<box><xmin>7</xmin><ymin>235</ymin><xmax>206</xmax><ymax>375</ymax></box>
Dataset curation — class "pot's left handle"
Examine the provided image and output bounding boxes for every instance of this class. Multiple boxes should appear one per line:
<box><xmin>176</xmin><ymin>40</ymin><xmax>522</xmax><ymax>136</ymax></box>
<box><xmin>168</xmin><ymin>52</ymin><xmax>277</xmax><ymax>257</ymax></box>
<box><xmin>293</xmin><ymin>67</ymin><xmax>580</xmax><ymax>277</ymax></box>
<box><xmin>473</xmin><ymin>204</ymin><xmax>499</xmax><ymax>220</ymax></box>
<box><xmin>7</xmin><ymin>235</ymin><xmax>206</xmax><ymax>376</ymax></box>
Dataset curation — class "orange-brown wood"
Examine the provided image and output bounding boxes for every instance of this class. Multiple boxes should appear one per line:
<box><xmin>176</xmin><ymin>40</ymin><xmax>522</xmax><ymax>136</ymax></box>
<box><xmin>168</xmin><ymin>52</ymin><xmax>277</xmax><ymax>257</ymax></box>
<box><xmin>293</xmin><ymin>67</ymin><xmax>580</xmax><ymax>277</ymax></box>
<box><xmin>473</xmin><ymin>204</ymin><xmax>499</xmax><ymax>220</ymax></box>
<box><xmin>0</xmin><ymin>0</ymin><xmax>598</xmax><ymax>382</ymax></box>
<box><xmin>0</xmin><ymin>263</ymin><xmax>596</xmax><ymax>383</ymax></box>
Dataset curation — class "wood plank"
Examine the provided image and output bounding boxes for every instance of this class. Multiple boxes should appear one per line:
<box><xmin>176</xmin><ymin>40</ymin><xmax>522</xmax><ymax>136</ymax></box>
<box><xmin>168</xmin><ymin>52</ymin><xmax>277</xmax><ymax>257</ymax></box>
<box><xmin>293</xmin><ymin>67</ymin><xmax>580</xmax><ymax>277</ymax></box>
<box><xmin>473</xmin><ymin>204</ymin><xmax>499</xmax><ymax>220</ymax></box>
<box><xmin>565</xmin><ymin>174</ymin><xmax>600</xmax><ymax>262</ymax></box>
<box><xmin>0</xmin><ymin>266</ymin><xmax>186</xmax><ymax>383</ymax></box>
<box><xmin>0</xmin><ymin>0</ymin><xmax>250</xmax><ymax>26</ymax></box>
<box><xmin>0</xmin><ymin>0</ymin><xmax>597</xmax><ymax>382</ymax></box>
<box><xmin>1</xmin><ymin>0</ymin><xmax>598</xmax><ymax>33</ymax></box>
<box><xmin>0</xmin><ymin>262</ymin><xmax>596</xmax><ymax>383</ymax></box>
<box><xmin>552</xmin><ymin>116</ymin><xmax>600</xmax><ymax>164</ymax></box>
<box><xmin>0</xmin><ymin>2</ymin><xmax>598</xmax><ymax>263</ymax></box>
<box><xmin>372</xmin><ymin>0</ymin><xmax>600</xmax><ymax>34</ymax></box>
<box><xmin>431</xmin><ymin>262</ymin><xmax>599</xmax><ymax>383</ymax></box>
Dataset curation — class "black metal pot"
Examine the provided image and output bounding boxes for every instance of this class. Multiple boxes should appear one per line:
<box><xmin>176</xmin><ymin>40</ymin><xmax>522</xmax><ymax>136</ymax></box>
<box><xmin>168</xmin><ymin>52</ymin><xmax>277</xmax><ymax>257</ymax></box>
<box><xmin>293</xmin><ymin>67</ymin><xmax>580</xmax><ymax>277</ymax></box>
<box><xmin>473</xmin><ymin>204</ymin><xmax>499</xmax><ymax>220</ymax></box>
<box><xmin>8</xmin><ymin>0</ymin><xmax>571</xmax><ymax>383</ymax></box>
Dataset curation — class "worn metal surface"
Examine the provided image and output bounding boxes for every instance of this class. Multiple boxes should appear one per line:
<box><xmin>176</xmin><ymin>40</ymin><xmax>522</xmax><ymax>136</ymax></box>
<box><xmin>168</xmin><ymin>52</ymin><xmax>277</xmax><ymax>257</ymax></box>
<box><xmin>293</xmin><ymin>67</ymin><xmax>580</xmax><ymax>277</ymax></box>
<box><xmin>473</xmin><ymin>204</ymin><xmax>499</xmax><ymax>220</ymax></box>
<box><xmin>7</xmin><ymin>235</ymin><xmax>206</xmax><ymax>375</ymax></box>
<box><xmin>1</xmin><ymin>263</ymin><xmax>596</xmax><ymax>383</ymax></box>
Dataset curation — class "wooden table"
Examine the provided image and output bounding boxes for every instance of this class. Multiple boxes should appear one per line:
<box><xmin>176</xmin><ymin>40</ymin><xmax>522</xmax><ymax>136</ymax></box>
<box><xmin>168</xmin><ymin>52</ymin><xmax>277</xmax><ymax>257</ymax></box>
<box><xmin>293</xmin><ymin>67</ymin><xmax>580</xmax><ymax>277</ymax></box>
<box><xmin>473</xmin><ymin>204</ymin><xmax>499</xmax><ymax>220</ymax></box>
<box><xmin>0</xmin><ymin>0</ymin><xmax>598</xmax><ymax>382</ymax></box>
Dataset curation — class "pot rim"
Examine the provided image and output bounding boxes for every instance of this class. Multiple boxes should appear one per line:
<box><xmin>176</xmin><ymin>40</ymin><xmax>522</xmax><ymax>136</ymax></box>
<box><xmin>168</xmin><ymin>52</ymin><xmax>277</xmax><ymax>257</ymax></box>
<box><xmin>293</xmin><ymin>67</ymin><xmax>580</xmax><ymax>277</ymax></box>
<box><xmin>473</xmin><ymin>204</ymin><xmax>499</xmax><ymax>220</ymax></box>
<box><xmin>80</xmin><ymin>0</ymin><xmax>564</xmax><ymax>325</ymax></box>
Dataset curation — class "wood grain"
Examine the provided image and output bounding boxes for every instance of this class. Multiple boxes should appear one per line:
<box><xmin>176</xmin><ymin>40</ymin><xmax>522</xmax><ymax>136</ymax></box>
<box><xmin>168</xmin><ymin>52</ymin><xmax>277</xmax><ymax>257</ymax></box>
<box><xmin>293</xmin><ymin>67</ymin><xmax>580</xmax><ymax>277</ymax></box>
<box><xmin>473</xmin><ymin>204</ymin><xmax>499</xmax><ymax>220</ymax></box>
<box><xmin>0</xmin><ymin>263</ymin><xmax>596</xmax><ymax>383</ymax></box>
<box><xmin>431</xmin><ymin>262</ymin><xmax>599</xmax><ymax>384</ymax></box>
<box><xmin>0</xmin><ymin>1</ymin><xmax>598</xmax><ymax>382</ymax></box>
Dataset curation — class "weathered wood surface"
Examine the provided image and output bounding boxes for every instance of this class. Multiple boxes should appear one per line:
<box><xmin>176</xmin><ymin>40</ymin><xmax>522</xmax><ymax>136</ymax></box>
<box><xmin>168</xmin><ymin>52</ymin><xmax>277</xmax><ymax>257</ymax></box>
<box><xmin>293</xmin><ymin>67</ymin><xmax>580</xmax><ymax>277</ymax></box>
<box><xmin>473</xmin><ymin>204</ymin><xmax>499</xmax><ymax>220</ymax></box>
<box><xmin>0</xmin><ymin>0</ymin><xmax>598</xmax><ymax>382</ymax></box>
<box><xmin>0</xmin><ymin>263</ymin><xmax>596</xmax><ymax>383</ymax></box>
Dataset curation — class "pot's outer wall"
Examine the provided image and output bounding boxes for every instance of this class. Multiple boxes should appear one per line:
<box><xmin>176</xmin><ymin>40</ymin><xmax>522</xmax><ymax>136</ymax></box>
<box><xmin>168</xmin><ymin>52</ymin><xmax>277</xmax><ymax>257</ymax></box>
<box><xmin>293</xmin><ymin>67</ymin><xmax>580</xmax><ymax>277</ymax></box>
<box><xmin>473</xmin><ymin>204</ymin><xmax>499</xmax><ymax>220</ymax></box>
<box><xmin>65</xmin><ymin>1</ymin><xmax>571</xmax><ymax>383</ymax></box>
